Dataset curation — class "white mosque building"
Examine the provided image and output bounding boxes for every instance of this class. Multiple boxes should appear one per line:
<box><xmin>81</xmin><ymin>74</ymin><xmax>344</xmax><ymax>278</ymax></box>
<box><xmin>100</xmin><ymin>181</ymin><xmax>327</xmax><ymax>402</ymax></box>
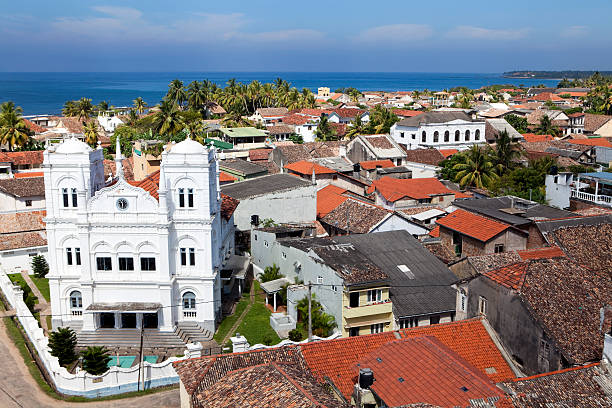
<box><xmin>44</xmin><ymin>137</ymin><xmax>236</xmax><ymax>334</ymax></box>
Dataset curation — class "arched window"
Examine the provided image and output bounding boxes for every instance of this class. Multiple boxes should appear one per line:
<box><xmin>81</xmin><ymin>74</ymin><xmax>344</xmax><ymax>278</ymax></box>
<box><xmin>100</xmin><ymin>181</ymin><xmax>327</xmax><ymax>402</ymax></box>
<box><xmin>70</xmin><ymin>291</ymin><xmax>82</xmax><ymax>315</ymax></box>
<box><xmin>421</xmin><ymin>131</ymin><xmax>426</xmax><ymax>143</ymax></box>
<box><xmin>433</xmin><ymin>131</ymin><xmax>439</xmax><ymax>143</ymax></box>
<box><xmin>475</xmin><ymin>129</ymin><xmax>480</xmax><ymax>140</ymax></box>
<box><xmin>444</xmin><ymin>131</ymin><xmax>450</xmax><ymax>142</ymax></box>
<box><xmin>182</xmin><ymin>292</ymin><xmax>196</xmax><ymax>309</ymax></box>
<box><xmin>465</xmin><ymin>130</ymin><xmax>471</xmax><ymax>141</ymax></box>
<box><xmin>455</xmin><ymin>130</ymin><xmax>460</xmax><ymax>142</ymax></box>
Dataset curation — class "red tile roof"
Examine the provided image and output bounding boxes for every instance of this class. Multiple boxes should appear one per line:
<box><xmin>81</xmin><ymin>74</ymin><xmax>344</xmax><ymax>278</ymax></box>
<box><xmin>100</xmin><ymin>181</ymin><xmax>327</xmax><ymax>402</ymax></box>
<box><xmin>429</xmin><ymin>225</ymin><xmax>440</xmax><ymax>237</ymax></box>
<box><xmin>436</xmin><ymin>209</ymin><xmax>510</xmax><ymax>242</ymax></box>
<box><xmin>368</xmin><ymin>177</ymin><xmax>459</xmax><ymax>202</ymax></box>
<box><xmin>359</xmin><ymin>159</ymin><xmax>395</xmax><ymax>170</ymax></box>
<box><xmin>284</xmin><ymin>160</ymin><xmax>336</xmax><ymax>176</ymax></box>
<box><xmin>356</xmin><ymin>336</ymin><xmax>505</xmax><ymax>407</ymax></box>
<box><xmin>280</xmin><ymin>114</ymin><xmax>316</xmax><ymax>126</ymax></box>
<box><xmin>568</xmin><ymin>138</ymin><xmax>612</xmax><ymax>148</ymax></box>
<box><xmin>300</xmin><ymin>318</ymin><xmax>516</xmax><ymax>400</ymax></box>
<box><xmin>330</xmin><ymin>108</ymin><xmax>366</xmax><ymax>119</ymax></box>
<box><xmin>248</xmin><ymin>149</ymin><xmax>272</xmax><ymax>161</ymax></box>
<box><xmin>522</xmin><ymin>133</ymin><xmax>553</xmax><ymax>142</ymax></box>
<box><xmin>316</xmin><ymin>184</ymin><xmax>348</xmax><ymax>218</ymax></box>
<box><xmin>517</xmin><ymin>246</ymin><xmax>565</xmax><ymax>260</ymax></box>
<box><xmin>393</xmin><ymin>109</ymin><xmax>424</xmax><ymax>118</ymax></box>
<box><xmin>484</xmin><ymin>262</ymin><xmax>528</xmax><ymax>290</ymax></box>
<box><xmin>220</xmin><ymin>193</ymin><xmax>239</xmax><ymax>221</ymax></box>
<box><xmin>14</xmin><ymin>171</ymin><xmax>44</xmax><ymax>179</ymax></box>
<box><xmin>219</xmin><ymin>171</ymin><xmax>237</xmax><ymax>183</ymax></box>
<box><xmin>22</xmin><ymin>119</ymin><xmax>46</xmax><ymax>133</ymax></box>
<box><xmin>439</xmin><ymin>149</ymin><xmax>459</xmax><ymax>158</ymax></box>
<box><xmin>0</xmin><ymin>151</ymin><xmax>44</xmax><ymax>166</ymax></box>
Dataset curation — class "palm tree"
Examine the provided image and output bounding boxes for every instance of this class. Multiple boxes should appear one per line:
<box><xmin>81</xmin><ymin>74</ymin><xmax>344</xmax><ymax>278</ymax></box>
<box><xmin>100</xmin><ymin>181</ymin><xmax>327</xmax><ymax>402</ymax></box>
<box><xmin>366</xmin><ymin>105</ymin><xmax>398</xmax><ymax>134</ymax></box>
<box><xmin>97</xmin><ymin>100</ymin><xmax>109</xmax><ymax>113</ymax></box>
<box><xmin>152</xmin><ymin>100</ymin><xmax>184</xmax><ymax>135</ymax></box>
<box><xmin>133</xmin><ymin>97</ymin><xmax>147</xmax><ymax>114</ymax></box>
<box><xmin>536</xmin><ymin>115</ymin><xmax>558</xmax><ymax>137</ymax></box>
<box><xmin>314</xmin><ymin>115</ymin><xmax>337</xmax><ymax>141</ymax></box>
<box><xmin>82</xmin><ymin>121</ymin><xmax>99</xmax><ymax>146</ymax></box>
<box><xmin>166</xmin><ymin>79</ymin><xmax>187</xmax><ymax>109</ymax></box>
<box><xmin>62</xmin><ymin>100</ymin><xmax>78</xmax><ymax>117</ymax></box>
<box><xmin>453</xmin><ymin>146</ymin><xmax>498</xmax><ymax>188</ymax></box>
<box><xmin>1</xmin><ymin>101</ymin><xmax>21</xmax><ymax>115</ymax></box>
<box><xmin>75</xmin><ymin>98</ymin><xmax>94</xmax><ymax>122</ymax></box>
<box><xmin>346</xmin><ymin>115</ymin><xmax>365</xmax><ymax>139</ymax></box>
<box><xmin>490</xmin><ymin>130</ymin><xmax>521</xmax><ymax>172</ymax></box>
<box><xmin>187</xmin><ymin>81</ymin><xmax>207</xmax><ymax>112</ymax></box>
<box><xmin>0</xmin><ymin>109</ymin><xmax>31</xmax><ymax>151</ymax></box>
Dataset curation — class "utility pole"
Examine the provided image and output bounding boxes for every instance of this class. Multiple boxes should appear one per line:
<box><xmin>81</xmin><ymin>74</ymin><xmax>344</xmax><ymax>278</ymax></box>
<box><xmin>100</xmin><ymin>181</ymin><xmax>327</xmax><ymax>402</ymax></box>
<box><xmin>137</xmin><ymin>322</ymin><xmax>144</xmax><ymax>391</ymax></box>
<box><xmin>307</xmin><ymin>281</ymin><xmax>312</xmax><ymax>342</ymax></box>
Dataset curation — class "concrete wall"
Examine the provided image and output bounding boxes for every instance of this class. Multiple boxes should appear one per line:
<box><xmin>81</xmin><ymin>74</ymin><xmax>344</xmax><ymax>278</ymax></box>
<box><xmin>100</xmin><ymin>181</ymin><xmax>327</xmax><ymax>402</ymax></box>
<box><xmin>439</xmin><ymin>227</ymin><xmax>526</xmax><ymax>258</ymax></box>
<box><xmin>402</xmin><ymin>162</ymin><xmax>440</xmax><ymax>179</ymax></box>
<box><xmin>0</xmin><ymin>193</ymin><xmax>46</xmax><ymax>212</ymax></box>
<box><xmin>465</xmin><ymin>276</ymin><xmax>566</xmax><ymax>375</ymax></box>
<box><xmin>233</xmin><ymin>185</ymin><xmax>317</xmax><ymax>231</ymax></box>
<box><xmin>0</xmin><ymin>268</ymin><xmax>187</xmax><ymax>398</ymax></box>
<box><xmin>0</xmin><ymin>246</ymin><xmax>48</xmax><ymax>273</ymax></box>
<box><xmin>370</xmin><ymin>214</ymin><xmax>429</xmax><ymax>236</ymax></box>
<box><xmin>391</xmin><ymin>121</ymin><xmax>486</xmax><ymax>150</ymax></box>
<box><xmin>545</xmin><ymin>174</ymin><xmax>573</xmax><ymax>209</ymax></box>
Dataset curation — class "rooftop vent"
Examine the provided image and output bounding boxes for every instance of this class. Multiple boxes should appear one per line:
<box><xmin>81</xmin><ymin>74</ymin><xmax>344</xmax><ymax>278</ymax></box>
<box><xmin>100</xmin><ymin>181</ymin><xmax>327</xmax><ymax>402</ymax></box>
<box><xmin>398</xmin><ymin>377</ymin><xmax>405</xmax><ymax>383</ymax></box>
<box><xmin>376</xmin><ymin>357</ymin><xmax>382</xmax><ymax>363</ymax></box>
<box><xmin>359</xmin><ymin>368</ymin><xmax>374</xmax><ymax>389</ymax></box>
<box><xmin>461</xmin><ymin>386</ymin><xmax>469</xmax><ymax>392</ymax></box>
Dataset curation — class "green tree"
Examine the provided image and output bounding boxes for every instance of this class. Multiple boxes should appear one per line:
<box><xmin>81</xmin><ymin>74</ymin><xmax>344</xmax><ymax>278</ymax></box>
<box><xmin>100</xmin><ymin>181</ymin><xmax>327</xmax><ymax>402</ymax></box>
<box><xmin>261</xmin><ymin>218</ymin><xmax>277</xmax><ymax>228</ymax></box>
<box><xmin>81</xmin><ymin>346</ymin><xmax>111</xmax><ymax>376</ymax></box>
<box><xmin>110</xmin><ymin>126</ymin><xmax>139</xmax><ymax>157</ymax></box>
<box><xmin>83</xmin><ymin>121</ymin><xmax>99</xmax><ymax>146</ymax></box>
<box><xmin>62</xmin><ymin>100</ymin><xmax>78</xmax><ymax>117</ymax></box>
<box><xmin>453</xmin><ymin>145</ymin><xmax>498</xmax><ymax>188</ymax></box>
<box><xmin>438</xmin><ymin>152</ymin><xmax>466</xmax><ymax>181</ymax></box>
<box><xmin>260</xmin><ymin>264</ymin><xmax>282</xmax><ymax>283</ymax></box>
<box><xmin>165</xmin><ymin>79</ymin><xmax>187</xmax><ymax>109</ymax></box>
<box><xmin>490</xmin><ymin>130</ymin><xmax>521</xmax><ymax>172</ymax></box>
<box><xmin>133</xmin><ymin>97</ymin><xmax>148</xmax><ymax>114</ymax></box>
<box><xmin>75</xmin><ymin>98</ymin><xmax>94</xmax><ymax>122</ymax></box>
<box><xmin>365</xmin><ymin>105</ymin><xmax>398</xmax><ymax>134</ymax></box>
<box><xmin>31</xmin><ymin>255</ymin><xmax>49</xmax><ymax>278</ymax></box>
<box><xmin>288</xmin><ymin>328</ymin><xmax>303</xmax><ymax>342</ymax></box>
<box><xmin>0</xmin><ymin>103</ymin><xmax>31</xmax><ymax>151</ymax></box>
<box><xmin>97</xmin><ymin>100</ymin><xmax>109</xmax><ymax>113</ymax></box>
<box><xmin>314</xmin><ymin>115</ymin><xmax>337</xmax><ymax>141</ymax></box>
<box><xmin>295</xmin><ymin>294</ymin><xmax>336</xmax><ymax>337</ymax></box>
<box><xmin>536</xmin><ymin>115</ymin><xmax>558</xmax><ymax>137</ymax></box>
<box><xmin>346</xmin><ymin>114</ymin><xmax>365</xmax><ymax>139</ymax></box>
<box><xmin>48</xmin><ymin>327</ymin><xmax>78</xmax><ymax>366</ymax></box>
<box><xmin>505</xmin><ymin>114</ymin><xmax>529</xmax><ymax>134</ymax></box>
<box><xmin>152</xmin><ymin>100</ymin><xmax>184</xmax><ymax>135</ymax></box>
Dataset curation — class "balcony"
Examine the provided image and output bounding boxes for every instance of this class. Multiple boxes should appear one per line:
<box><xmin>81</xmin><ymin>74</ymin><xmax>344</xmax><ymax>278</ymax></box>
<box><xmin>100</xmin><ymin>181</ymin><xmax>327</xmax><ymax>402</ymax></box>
<box><xmin>571</xmin><ymin>190</ymin><xmax>612</xmax><ymax>207</ymax></box>
<box><xmin>344</xmin><ymin>299</ymin><xmax>392</xmax><ymax>320</ymax></box>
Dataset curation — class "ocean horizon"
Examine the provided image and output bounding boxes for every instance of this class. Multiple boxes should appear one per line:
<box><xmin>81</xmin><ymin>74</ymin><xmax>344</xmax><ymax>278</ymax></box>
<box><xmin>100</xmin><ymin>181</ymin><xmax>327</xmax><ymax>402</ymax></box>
<box><xmin>0</xmin><ymin>72</ymin><xmax>560</xmax><ymax>115</ymax></box>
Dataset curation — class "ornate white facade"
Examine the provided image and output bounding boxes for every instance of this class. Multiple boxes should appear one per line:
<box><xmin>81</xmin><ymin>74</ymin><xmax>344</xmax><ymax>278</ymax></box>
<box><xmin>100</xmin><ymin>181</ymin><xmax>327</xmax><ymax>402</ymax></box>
<box><xmin>44</xmin><ymin>137</ymin><xmax>233</xmax><ymax>333</ymax></box>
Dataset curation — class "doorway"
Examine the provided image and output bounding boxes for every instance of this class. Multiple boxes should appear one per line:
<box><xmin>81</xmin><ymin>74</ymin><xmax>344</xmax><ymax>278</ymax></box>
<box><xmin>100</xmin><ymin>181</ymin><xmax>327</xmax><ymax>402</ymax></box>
<box><xmin>143</xmin><ymin>313</ymin><xmax>159</xmax><ymax>329</ymax></box>
<box><xmin>99</xmin><ymin>313</ymin><xmax>115</xmax><ymax>328</ymax></box>
<box><xmin>121</xmin><ymin>313</ymin><xmax>137</xmax><ymax>328</ymax></box>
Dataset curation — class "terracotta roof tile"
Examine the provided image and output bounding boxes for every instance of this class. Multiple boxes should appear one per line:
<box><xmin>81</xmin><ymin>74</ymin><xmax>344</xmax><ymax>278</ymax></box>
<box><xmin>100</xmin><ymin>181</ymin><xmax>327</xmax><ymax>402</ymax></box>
<box><xmin>285</xmin><ymin>160</ymin><xmax>336</xmax><ymax>176</ymax></box>
<box><xmin>300</xmin><ymin>318</ymin><xmax>516</xmax><ymax>400</ymax></box>
<box><xmin>429</xmin><ymin>225</ymin><xmax>440</xmax><ymax>237</ymax></box>
<box><xmin>0</xmin><ymin>210</ymin><xmax>46</xmax><ymax>234</ymax></box>
<box><xmin>357</xmin><ymin>336</ymin><xmax>505</xmax><ymax>408</ymax></box>
<box><xmin>439</xmin><ymin>149</ymin><xmax>458</xmax><ymax>158</ymax></box>
<box><xmin>219</xmin><ymin>171</ymin><xmax>237</xmax><ymax>183</ymax></box>
<box><xmin>220</xmin><ymin>194</ymin><xmax>239</xmax><ymax>221</ymax></box>
<box><xmin>517</xmin><ymin>246</ymin><xmax>565</xmax><ymax>260</ymax></box>
<box><xmin>436</xmin><ymin>209</ymin><xmax>510</xmax><ymax>242</ymax></box>
<box><xmin>320</xmin><ymin>198</ymin><xmax>390</xmax><ymax>233</ymax></box>
<box><xmin>0</xmin><ymin>151</ymin><xmax>44</xmax><ymax>166</ymax></box>
<box><xmin>317</xmin><ymin>184</ymin><xmax>348</xmax><ymax>218</ymax></box>
<box><xmin>0</xmin><ymin>177</ymin><xmax>45</xmax><ymax>197</ymax></box>
<box><xmin>522</xmin><ymin>133</ymin><xmax>553</xmax><ymax>142</ymax></box>
<box><xmin>568</xmin><ymin>137</ymin><xmax>612</xmax><ymax>148</ymax></box>
<box><xmin>393</xmin><ymin>109</ymin><xmax>424</xmax><ymax>118</ymax></box>
<box><xmin>401</xmin><ymin>148</ymin><xmax>445</xmax><ymax>166</ymax></box>
<box><xmin>248</xmin><ymin>149</ymin><xmax>272</xmax><ymax>161</ymax></box>
<box><xmin>369</xmin><ymin>177</ymin><xmax>459</xmax><ymax>202</ymax></box>
<box><xmin>484</xmin><ymin>262</ymin><xmax>529</xmax><ymax>290</ymax></box>
<box><xmin>22</xmin><ymin>119</ymin><xmax>45</xmax><ymax>133</ymax></box>
<box><xmin>359</xmin><ymin>159</ymin><xmax>395</xmax><ymax>170</ymax></box>
<box><xmin>14</xmin><ymin>172</ymin><xmax>44</xmax><ymax>179</ymax></box>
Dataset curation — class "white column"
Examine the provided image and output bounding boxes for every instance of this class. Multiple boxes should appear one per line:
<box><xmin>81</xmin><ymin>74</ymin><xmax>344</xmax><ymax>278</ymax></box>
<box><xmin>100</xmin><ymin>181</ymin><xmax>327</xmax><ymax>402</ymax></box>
<box><xmin>273</xmin><ymin>292</ymin><xmax>277</xmax><ymax>312</ymax></box>
<box><xmin>595</xmin><ymin>180</ymin><xmax>599</xmax><ymax>202</ymax></box>
<box><xmin>114</xmin><ymin>312</ymin><xmax>121</xmax><ymax>329</ymax></box>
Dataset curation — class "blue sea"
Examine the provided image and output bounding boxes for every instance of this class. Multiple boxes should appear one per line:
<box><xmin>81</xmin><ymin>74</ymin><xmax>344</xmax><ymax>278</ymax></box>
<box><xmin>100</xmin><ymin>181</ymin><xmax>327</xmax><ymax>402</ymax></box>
<box><xmin>0</xmin><ymin>72</ymin><xmax>560</xmax><ymax>115</ymax></box>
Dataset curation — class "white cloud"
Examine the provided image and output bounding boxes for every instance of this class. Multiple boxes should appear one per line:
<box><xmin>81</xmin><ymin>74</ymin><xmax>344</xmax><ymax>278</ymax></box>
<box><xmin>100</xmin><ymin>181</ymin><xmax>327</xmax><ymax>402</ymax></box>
<box><xmin>560</xmin><ymin>25</ymin><xmax>588</xmax><ymax>38</ymax></box>
<box><xmin>449</xmin><ymin>25</ymin><xmax>529</xmax><ymax>40</ymax></box>
<box><xmin>354</xmin><ymin>24</ymin><xmax>433</xmax><ymax>44</ymax></box>
<box><xmin>48</xmin><ymin>8</ymin><xmax>323</xmax><ymax>47</ymax></box>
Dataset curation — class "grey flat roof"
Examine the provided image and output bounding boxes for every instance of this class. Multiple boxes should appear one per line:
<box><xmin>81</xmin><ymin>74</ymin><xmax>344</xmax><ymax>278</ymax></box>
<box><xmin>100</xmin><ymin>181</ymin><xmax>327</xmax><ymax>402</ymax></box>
<box><xmin>333</xmin><ymin>230</ymin><xmax>457</xmax><ymax>318</ymax></box>
<box><xmin>221</xmin><ymin>173</ymin><xmax>312</xmax><ymax>200</ymax></box>
<box><xmin>454</xmin><ymin>196</ymin><xmax>575</xmax><ymax>226</ymax></box>
<box><xmin>219</xmin><ymin>159</ymin><xmax>268</xmax><ymax>176</ymax></box>
<box><xmin>86</xmin><ymin>302</ymin><xmax>161</xmax><ymax>312</ymax></box>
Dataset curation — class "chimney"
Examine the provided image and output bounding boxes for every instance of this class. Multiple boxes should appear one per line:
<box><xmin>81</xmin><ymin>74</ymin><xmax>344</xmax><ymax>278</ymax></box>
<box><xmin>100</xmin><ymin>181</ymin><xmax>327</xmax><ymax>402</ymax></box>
<box><xmin>359</xmin><ymin>368</ymin><xmax>374</xmax><ymax>388</ymax></box>
<box><xmin>353</xmin><ymin>163</ymin><xmax>361</xmax><ymax>178</ymax></box>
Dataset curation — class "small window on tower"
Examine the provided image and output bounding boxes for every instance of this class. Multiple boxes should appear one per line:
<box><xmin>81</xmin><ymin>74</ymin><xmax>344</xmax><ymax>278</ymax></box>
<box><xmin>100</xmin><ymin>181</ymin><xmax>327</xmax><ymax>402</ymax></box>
<box><xmin>62</xmin><ymin>188</ymin><xmax>69</xmax><ymax>207</ymax></box>
<box><xmin>178</xmin><ymin>188</ymin><xmax>185</xmax><ymax>208</ymax></box>
<box><xmin>188</xmin><ymin>188</ymin><xmax>194</xmax><ymax>208</ymax></box>
<box><xmin>71</xmin><ymin>188</ymin><xmax>78</xmax><ymax>207</ymax></box>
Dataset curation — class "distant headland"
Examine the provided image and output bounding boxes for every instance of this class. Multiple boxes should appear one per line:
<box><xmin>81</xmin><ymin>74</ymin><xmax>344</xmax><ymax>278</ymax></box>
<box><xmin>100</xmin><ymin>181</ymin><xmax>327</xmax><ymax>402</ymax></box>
<box><xmin>503</xmin><ymin>70</ymin><xmax>612</xmax><ymax>80</ymax></box>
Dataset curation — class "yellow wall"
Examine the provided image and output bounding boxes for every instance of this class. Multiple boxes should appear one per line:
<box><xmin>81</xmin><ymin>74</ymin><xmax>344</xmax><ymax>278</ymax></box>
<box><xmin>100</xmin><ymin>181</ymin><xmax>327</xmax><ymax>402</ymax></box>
<box><xmin>341</xmin><ymin>287</ymin><xmax>393</xmax><ymax>337</ymax></box>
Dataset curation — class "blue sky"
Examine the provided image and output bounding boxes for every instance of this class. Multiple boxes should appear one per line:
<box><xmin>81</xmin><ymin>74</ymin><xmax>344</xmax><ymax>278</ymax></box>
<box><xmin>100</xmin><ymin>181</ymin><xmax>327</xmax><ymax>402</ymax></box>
<box><xmin>1</xmin><ymin>0</ymin><xmax>611</xmax><ymax>72</ymax></box>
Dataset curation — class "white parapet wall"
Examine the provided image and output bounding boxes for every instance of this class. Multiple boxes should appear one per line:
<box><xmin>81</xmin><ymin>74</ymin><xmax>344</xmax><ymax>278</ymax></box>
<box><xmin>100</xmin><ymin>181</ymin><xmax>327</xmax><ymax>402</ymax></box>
<box><xmin>0</xmin><ymin>268</ymin><xmax>187</xmax><ymax>398</ymax></box>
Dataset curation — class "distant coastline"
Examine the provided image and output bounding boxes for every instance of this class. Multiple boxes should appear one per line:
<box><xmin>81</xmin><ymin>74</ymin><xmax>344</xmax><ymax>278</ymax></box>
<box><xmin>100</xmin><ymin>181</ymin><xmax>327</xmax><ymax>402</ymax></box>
<box><xmin>0</xmin><ymin>72</ymin><xmax>560</xmax><ymax>115</ymax></box>
<box><xmin>503</xmin><ymin>70</ymin><xmax>612</xmax><ymax>80</ymax></box>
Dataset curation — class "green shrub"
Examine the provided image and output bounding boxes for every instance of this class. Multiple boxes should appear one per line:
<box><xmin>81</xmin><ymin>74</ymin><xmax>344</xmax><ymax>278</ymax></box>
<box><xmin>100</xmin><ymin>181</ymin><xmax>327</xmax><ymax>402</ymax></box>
<box><xmin>81</xmin><ymin>346</ymin><xmax>111</xmax><ymax>376</ymax></box>
<box><xmin>31</xmin><ymin>255</ymin><xmax>49</xmax><ymax>278</ymax></box>
<box><xmin>48</xmin><ymin>327</ymin><xmax>78</xmax><ymax>366</ymax></box>
<box><xmin>288</xmin><ymin>329</ymin><xmax>303</xmax><ymax>342</ymax></box>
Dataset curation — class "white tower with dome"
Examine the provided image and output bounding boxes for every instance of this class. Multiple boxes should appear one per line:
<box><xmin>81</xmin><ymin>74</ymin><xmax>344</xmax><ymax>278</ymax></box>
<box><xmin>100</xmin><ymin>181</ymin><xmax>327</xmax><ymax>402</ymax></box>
<box><xmin>44</xmin><ymin>137</ymin><xmax>234</xmax><ymax>334</ymax></box>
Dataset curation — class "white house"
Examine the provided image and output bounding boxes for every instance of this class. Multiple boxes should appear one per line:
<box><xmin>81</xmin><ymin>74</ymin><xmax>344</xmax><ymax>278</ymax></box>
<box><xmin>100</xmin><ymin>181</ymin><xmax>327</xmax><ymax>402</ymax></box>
<box><xmin>390</xmin><ymin>112</ymin><xmax>486</xmax><ymax>150</ymax></box>
<box><xmin>97</xmin><ymin>112</ymin><xmax>124</xmax><ymax>133</ymax></box>
<box><xmin>45</xmin><ymin>137</ymin><xmax>235</xmax><ymax>334</ymax></box>
<box><xmin>0</xmin><ymin>177</ymin><xmax>46</xmax><ymax>212</ymax></box>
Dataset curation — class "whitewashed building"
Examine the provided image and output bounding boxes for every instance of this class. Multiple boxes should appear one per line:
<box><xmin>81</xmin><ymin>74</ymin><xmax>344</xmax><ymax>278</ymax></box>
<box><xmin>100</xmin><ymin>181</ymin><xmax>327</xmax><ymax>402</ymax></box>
<box><xmin>390</xmin><ymin>112</ymin><xmax>486</xmax><ymax>150</ymax></box>
<box><xmin>45</xmin><ymin>137</ymin><xmax>235</xmax><ymax>333</ymax></box>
